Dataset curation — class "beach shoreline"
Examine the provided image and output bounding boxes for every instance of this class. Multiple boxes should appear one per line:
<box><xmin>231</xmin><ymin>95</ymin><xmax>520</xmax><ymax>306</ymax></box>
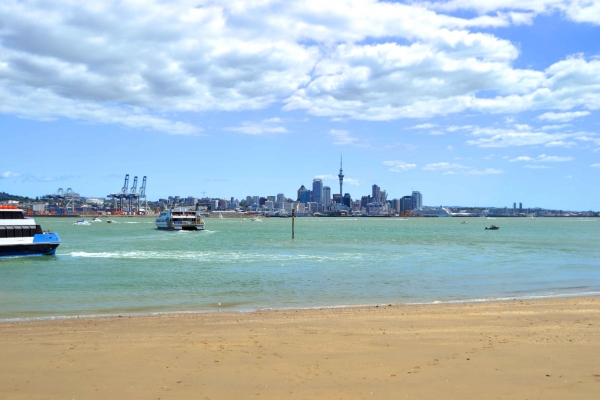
<box><xmin>2</xmin><ymin>296</ymin><xmax>599</xmax><ymax>399</ymax></box>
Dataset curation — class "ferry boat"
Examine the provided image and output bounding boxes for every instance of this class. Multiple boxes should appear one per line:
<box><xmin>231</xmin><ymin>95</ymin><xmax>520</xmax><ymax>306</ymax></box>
<box><xmin>155</xmin><ymin>206</ymin><xmax>205</xmax><ymax>231</ymax></box>
<box><xmin>0</xmin><ymin>205</ymin><xmax>61</xmax><ymax>257</ymax></box>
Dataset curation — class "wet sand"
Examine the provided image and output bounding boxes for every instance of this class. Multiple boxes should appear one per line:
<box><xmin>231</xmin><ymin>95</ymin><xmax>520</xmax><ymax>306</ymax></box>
<box><xmin>1</xmin><ymin>297</ymin><xmax>599</xmax><ymax>399</ymax></box>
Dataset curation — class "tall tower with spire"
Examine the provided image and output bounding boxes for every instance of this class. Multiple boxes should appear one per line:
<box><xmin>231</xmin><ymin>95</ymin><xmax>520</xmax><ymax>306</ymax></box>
<box><xmin>338</xmin><ymin>153</ymin><xmax>344</xmax><ymax>199</ymax></box>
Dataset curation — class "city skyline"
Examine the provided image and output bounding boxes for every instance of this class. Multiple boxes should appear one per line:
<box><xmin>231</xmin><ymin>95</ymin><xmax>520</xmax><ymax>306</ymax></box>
<box><xmin>0</xmin><ymin>1</ymin><xmax>599</xmax><ymax>210</ymax></box>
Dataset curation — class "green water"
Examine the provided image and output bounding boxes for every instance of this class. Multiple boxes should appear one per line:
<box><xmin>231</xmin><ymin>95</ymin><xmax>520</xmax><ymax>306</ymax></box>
<box><xmin>1</xmin><ymin>217</ymin><xmax>599</xmax><ymax>320</ymax></box>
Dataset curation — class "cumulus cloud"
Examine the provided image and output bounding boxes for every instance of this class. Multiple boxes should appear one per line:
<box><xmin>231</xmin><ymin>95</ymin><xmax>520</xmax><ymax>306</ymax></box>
<box><xmin>225</xmin><ymin>119</ymin><xmax>288</xmax><ymax>135</ymax></box>
<box><xmin>0</xmin><ymin>0</ymin><xmax>599</xmax><ymax>134</ymax></box>
<box><xmin>465</xmin><ymin>125</ymin><xmax>588</xmax><ymax>148</ymax></box>
<box><xmin>537</xmin><ymin>111</ymin><xmax>590</xmax><ymax>122</ymax></box>
<box><xmin>383</xmin><ymin>160</ymin><xmax>417</xmax><ymax>172</ymax></box>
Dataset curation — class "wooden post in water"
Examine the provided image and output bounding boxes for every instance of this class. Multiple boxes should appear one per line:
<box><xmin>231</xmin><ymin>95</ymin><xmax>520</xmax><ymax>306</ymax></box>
<box><xmin>292</xmin><ymin>209</ymin><xmax>295</xmax><ymax>239</ymax></box>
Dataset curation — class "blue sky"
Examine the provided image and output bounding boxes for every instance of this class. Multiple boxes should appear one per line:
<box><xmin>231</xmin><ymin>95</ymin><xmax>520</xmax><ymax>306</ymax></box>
<box><xmin>1</xmin><ymin>0</ymin><xmax>599</xmax><ymax>210</ymax></box>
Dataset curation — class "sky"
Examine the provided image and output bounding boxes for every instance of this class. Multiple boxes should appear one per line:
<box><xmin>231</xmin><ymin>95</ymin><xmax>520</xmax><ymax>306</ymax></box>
<box><xmin>1</xmin><ymin>0</ymin><xmax>599</xmax><ymax>210</ymax></box>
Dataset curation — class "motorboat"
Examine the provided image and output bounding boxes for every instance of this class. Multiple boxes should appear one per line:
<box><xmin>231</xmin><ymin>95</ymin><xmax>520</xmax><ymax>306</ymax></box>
<box><xmin>107</xmin><ymin>220</ymin><xmax>115</xmax><ymax>224</ymax></box>
<box><xmin>0</xmin><ymin>205</ymin><xmax>61</xmax><ymax>256</ymax></box>
<box><xmin>155</xmin><ymin>205</ymin><xmax>205</xmax><ymax>231</ymax></box>
<box><xmin>251</xmin><ymin>216</ymin><xmax>262</xmax><ymax>222</ymax></box>
<box><xmin>485</xmin><ymin>225</ymin><xmax>500</xmax><ymax>230</ymax></box>
<box><xmin>73</xmin><ymin>219</ymin><xmax>90</xmax><ymax>226</ymax></box>
<box><xmin>91</xmin><ymin>217</ymin><xmax>102</xmax><ymax>222</ymax></box>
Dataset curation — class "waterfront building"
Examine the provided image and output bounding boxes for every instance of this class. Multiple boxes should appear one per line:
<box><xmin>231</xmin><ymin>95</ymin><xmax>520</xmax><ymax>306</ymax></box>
<box><xmin>400</xmin><ymin>196</ymin><xmax>412</xmax><ymax>212</ymax></box>
<box><xmin>210</xmin><ymin>199</ymin><xmax>219</xmax><ymax>210</ymax></box>
<box><xmin>312</xmin><ymin>178</ymin><xmax>323</xmax><ymax>204</ymax></box>
<box><xmin>361</xmin><ymin>195</ymin><xmax>370</xmax><ymax>208</ymax></box>
<box><xmin>277</xmin><ymin>193</ymin><xmax>285</xmax><ymax>203</ymax></box>
<box><xmin>267</xmin><ymin>195</ymin><xmax>275</xmax><ymax>202</ymax></box>
<box><xmin>265</xmin><ymin>201</ymin><xmax>274</xmax><ymax>211</ymax></box>
<box><xmin>372</xmin><ymin>184</ymin><xmax>381</xmax><ymax>202</ymax></box>
<box><xmin>392</xmin><ymin>199</ymin><xmax>401</xmax><ymax>214</ymax></box>
<box><xmin>297</xmin><ymin>185</ymin><xmax>308</xmax><ymax>202</ymax></box>
<box><xmin>333</xmin><ymin>194</ymin><xmax>342</xmax><ymax>204</ymax></box>
<box><xmin>218</xmin><ymin>199</ymin><xmax>228</xmax><ymax>210</ymax></box>
<box><xmin>299</xmin><ymin>190</ymin><xmax>311</xmax><ymax>204</ymax></box>
<box><xmin>411</xmin><ymin>191</ymin><xmax>422</xmax><ymax>209</ymax></box>
<box><xmin>323</xmin><ymin>186</ymin><xmax>331</xmax><ymax>208</ymax></box>
<box><xmin>343</xmin><ymin>193</ymin><xmax>352</xmax><ymax>208</ymax></box>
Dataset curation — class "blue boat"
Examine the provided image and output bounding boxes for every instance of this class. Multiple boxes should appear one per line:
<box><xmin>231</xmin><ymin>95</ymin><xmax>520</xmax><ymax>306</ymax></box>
<box><xmin>0</xmin><ymin>206</ymin><xmax>61</xmax><ymax>257</ymax></box>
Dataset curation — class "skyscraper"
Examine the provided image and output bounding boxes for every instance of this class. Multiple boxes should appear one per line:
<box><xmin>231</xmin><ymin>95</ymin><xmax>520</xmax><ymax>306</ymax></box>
<box><xmin>411</xmin><ymin>191</ymin><xmax>422</xmax><ymax>209</ymax></box>
<box><xmin>401</xmin><ymin>196</ymin><xmax>412</xmax><ymax>212</ymax></box>
<box><xmin>323</xmin><ymin>186</ymin><xmax>331</xmax><ymax>207</ymax></box>
<box><xmin>338</xmin><ymin>154</ymin><xmax>344</xmax><ymax>199</ymax></box>
<box><xmin>312</xmin><ymin>178</ymin><xmax>323</xmax><ymax>204</ymax></box>
<box><xmin>372</xmin><ymin>184</ymin><xmax>381</xmax><ymax>202</ymax></box>
<box><xmin>297</xmin><ymin>185</ymin><xmax>307</xmax><ymax>201</ymax></box>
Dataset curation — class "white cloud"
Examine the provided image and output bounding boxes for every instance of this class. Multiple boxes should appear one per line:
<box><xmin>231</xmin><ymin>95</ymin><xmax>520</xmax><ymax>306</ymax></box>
<box><xmin>591</xmin><ymin>163</ymin><xmax>600</xmax><ymax>168</ymax></box>
<box><xmin>329</xmin><ymin>129</ymin><xmax>359</xmax><ymax>145</ymax></box>
<box><xmin>383</xmin><ymin>160</ymin><xmax>417</xmax><ymax>172</ymax></box>
<box><xmin>423</xmin><ymin>162</ymin><xmax>468</xmax><ymax>171</ymax></box>
<box><xmin>510</xmin><ymin>154</ymin><xmax>574</xmax><ymax>162</ymax></box>
<box><xmin>537</xmin><ymin>111</ymin><xmax>590</xmax><ymax>122</ymax></box>
<box><xmin>408</xmin><ymin>123</ymin><xmax>439</xmax><ymax>129</ymax></box>
<box><xmin>423</xmin><ymin>162</ymin><xmax>502</xmax><ymax>175</ymax></box>
<box><xmin>524</xmin><ymin>165</ymin><xmax>550</xmax><ymax>169</ymax></box>
<box><xmin>466</xmin><ymin>125</ymin><xmax>583</xmax><ymax>148</ymax></box>
<box><xmin>225</xmin><ymin>119</ymin><xmax>288</xmax><ymax>135</ymax></box>
<box><xmin>1</xmin><ymin>171</ymin><xmax>22</xmax><ymax>179</ymax></box>
<box><xmin>0</xmin><ymin>0</ymin><xmax>599</xmax><ymax>134</ymax></box>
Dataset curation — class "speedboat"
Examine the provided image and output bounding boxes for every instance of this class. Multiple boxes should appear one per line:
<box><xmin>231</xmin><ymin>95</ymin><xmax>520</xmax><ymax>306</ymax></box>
<box><xmin>73</xmin><ymin>219</ymin><xmax>90</xmax><ymax>226</ymax></box>
<box><xmin>251</xmin><ymin>216</ymin><xmax>262</xmax><ymax>222</ymax></box>
<box><xmin>485</xmin><ymin>225</ymin><xmax>500</xmax><ymax>230</ymax></box>
<box><xmin>0</xmin><ymin>205</ymin><xmax>61</xmax><ymax>256</ymax></box>
<box><xmin>107</xmin><ymin>220</ymin><xmax>115</xmax><ymax>224</ymax></box>
<box><xmin>91</xmin><ymin>217</ymin><xmax>102</xmax><ymax>222</ymax></box>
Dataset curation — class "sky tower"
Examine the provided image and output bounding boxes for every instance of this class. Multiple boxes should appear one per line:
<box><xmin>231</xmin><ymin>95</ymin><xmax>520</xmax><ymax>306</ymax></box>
<box><xmin>338</xmin><ymin>154</ymin><xmax>344</xmax><ymax>199</ymax></box>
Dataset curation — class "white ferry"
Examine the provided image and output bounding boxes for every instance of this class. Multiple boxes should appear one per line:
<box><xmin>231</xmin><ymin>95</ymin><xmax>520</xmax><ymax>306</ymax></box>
<box><xmin>155</xmin><ymin>206</ymin><xmax>205</xmax><ymax>231</ymax></box>
<box><xmin>0</xmin><ymin>206</ymin><xmax>61</xmax><ymax>257</ymax></box>
<box><xmin>410</xmin><ymin>206</ymin><xmax>453</xmax><ymax>217</ymax></box>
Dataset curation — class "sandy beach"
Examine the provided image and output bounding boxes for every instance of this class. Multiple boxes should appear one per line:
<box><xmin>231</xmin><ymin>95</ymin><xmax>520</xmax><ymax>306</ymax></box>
<box><xmin>1</xmin><ymin>297</ymin><xmax>599</xmax><ymax>399</ymax></box>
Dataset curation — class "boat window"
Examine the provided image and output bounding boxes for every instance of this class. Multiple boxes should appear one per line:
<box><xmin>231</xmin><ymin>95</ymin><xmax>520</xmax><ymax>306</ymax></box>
<box><xmin>35</xmin><ymin>225</ymin><xmax>43</xmax><ymax>234</ymax></box>
<box><xmin>13</xmin><ymin>226</ymin><xmax>22</xmax><ymax>237</ymax></box>
<box><xmin>5</xmin><ymin>226</ymin><xmax>14</xmax><ymax>238</ymax></box>
<box><xmin>0</xmin><ymin>226</ymin><xmax>6</xmax><ymax>238</ymax></box>
<box><xmin>22</xmin><ymin>226</ymin><xmax>33</xmax><ymax>237</ymax></box>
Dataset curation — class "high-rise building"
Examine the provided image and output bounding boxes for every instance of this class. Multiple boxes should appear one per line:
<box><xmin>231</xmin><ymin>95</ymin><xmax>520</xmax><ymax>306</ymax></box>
<box><xmin>393</xmin><ymin>199</ymin><xmax>401</xmax><ymax>214</ymax></box>
<box><xmin>372</xmin><ymin>184</ymin><xmax>381</xmax><ymax>202</ymax></box>
<box><xmin>312</xmin><ymin>178</ymin><xmax>323</xmax><ymax>204</ymax></box>
<box><xmin>338</xmin><ymin>154</ymin><xmax>344</xmax><ymax>198</ymax></box>
<box><xmin>411</xmin><ymin>191</ymin><xmax>422</xmax><ymax>209</ymax></box>
<box><xmin>343</xmin><ymin>193</ymin><xmax>352</xmax><ymax>208</ymax></box>
<box><xmin>332</xmin><ymin>194</ymin><xmax>342</xmax><ymax>204</ymax></box>
<box><xmin>361</xmin><ymin>195</ymin><xmax>370</xmax><ymax>208</ymax></box>
<box><xmin>323</xmin><ymin>186</ymin><xmax>331</xmax><ymax>207</ymax></box>
<box><xmin>299</xmin><ymin>190</ymin><xmax>311</xmax><ymax>204</ymax></box>
<box><xmin>401</xmin><ymin>195</ymin><xmax>413</xmax><ymax>212</ymax></box>
<box><xmin>277</xmin><ymin>193</ymin><xmax>285</xmax><ymax>203</ymax></box>
<box><xmin>210</xmin><ymin>199</ymin><xmax>219</xmax><ymax>210</ymax></box>
<box><xmin>297</xmin><ymin>185</ymin><xmax>308</xmax><ymax>201</ymax></box>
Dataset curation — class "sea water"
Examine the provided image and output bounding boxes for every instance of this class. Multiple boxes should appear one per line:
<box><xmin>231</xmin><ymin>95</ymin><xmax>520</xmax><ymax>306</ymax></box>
<box><xmin>1</xmin><ymin>217</ymin><xmax>599</xmax><ymax>320</ymax></box>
